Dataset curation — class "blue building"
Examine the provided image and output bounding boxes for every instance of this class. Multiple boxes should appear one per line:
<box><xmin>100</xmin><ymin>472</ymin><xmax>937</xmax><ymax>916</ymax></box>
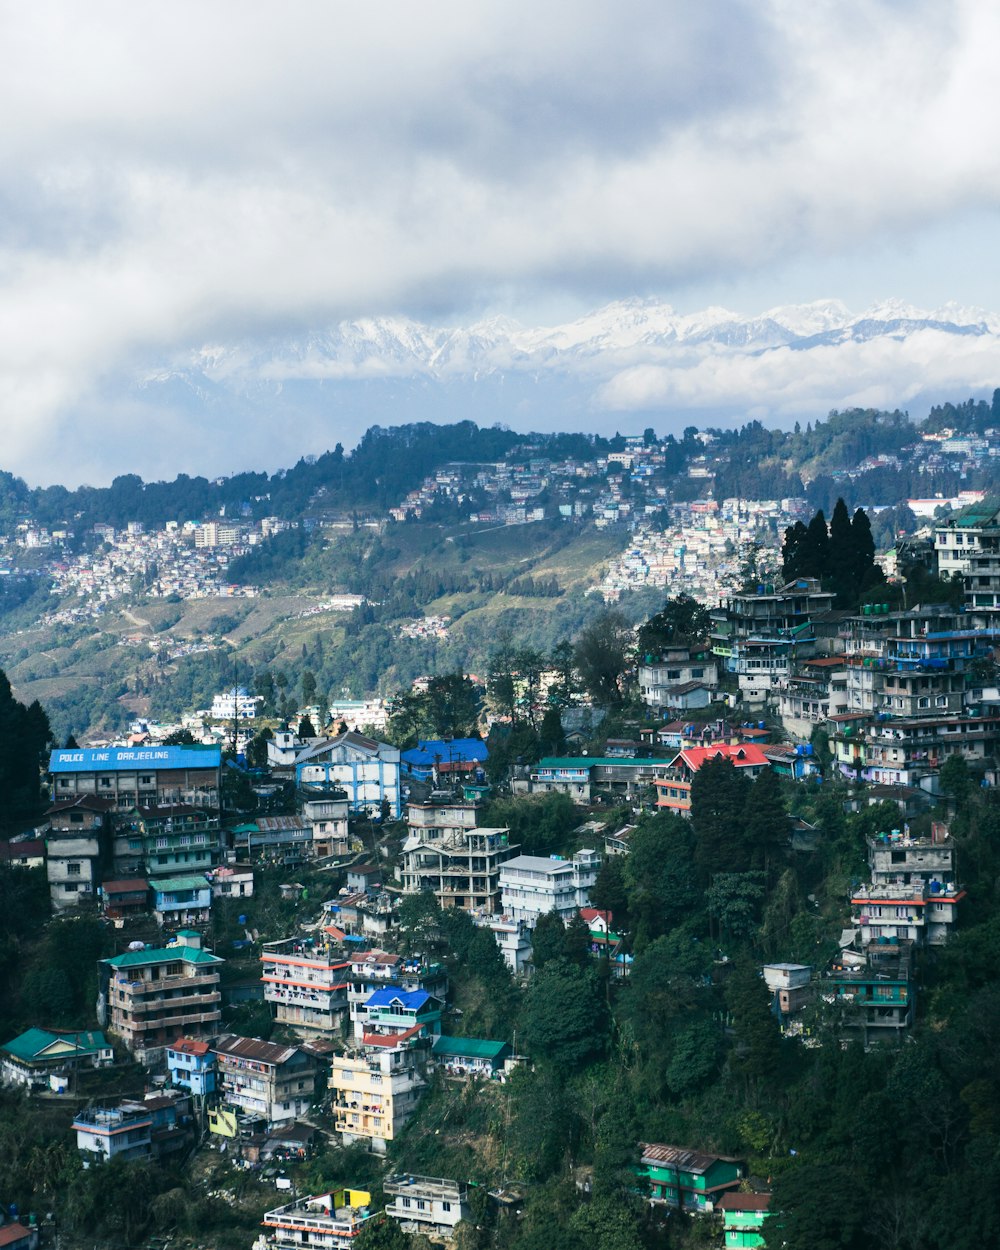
<box><xmin>49</xmin><ymin>744</ymin><xmax>222</xmax><ymax>811</ymax></box>
<box><xmin>166</xmin><ymin>1037</ymin><xmax>217</xmax><ymax>1095</ymax></box>
<box><xmin>295</xmin><ymin>732</ymin><xmax>402</xmax><ymax>818</ymax></box>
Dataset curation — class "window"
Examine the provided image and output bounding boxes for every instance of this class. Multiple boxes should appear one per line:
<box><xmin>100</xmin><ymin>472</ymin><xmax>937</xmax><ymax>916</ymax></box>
<box><xmin>139</xmin><ymin>775</ymin><xmax>153</xmax><ymax>784</ymax></box>
<box><xmin>63</xmin><ymin>882</ymin><xmax>78</xmax><ymax>893</ymax></box>
<box><xmin>100</xmin><ymin>778</ymin><xmax>112</xmax><ymax>788</ymax></box>
<box><xmin>67</xmin><ymin>862</ymin><xmax>81</xmax><ymax>875</ymax></box>
<box><xmin>70</xmin><ymin>812</ymin><xmax>84</xmax><ymax>823</ymax></box>
<box><xmin>416</xmin><ymin>1201</ymin><xmax>426</xmax><ymax>1211</ymax></box>
<box><xmin>403</xmin><ymin>1198</ymin><xmax>411</xmax><ymax>1209</ymax></box>
<box><xmin>442</xmin><ymin>1202</ymin><xmax>451</xmax><ymax>1212</ymax></box>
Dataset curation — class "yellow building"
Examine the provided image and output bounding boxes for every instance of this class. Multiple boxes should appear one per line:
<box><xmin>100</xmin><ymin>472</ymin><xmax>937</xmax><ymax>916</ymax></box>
<box><xmin>329</xmin><ymin>1039</ymin><xmax>426</xmax><ymax>1154</ymax></box>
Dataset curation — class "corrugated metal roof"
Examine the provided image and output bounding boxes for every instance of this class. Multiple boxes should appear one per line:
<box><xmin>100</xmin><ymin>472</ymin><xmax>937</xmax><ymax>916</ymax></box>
<box><xmin>49</xmin><ymin>745</ymin><xmax>222</xmax><ymax>773</ymax></box>
<box><xmin>213</xmin><ymin>1033</ymin><xmax>304</xmax><ymax>1065</ymax></box>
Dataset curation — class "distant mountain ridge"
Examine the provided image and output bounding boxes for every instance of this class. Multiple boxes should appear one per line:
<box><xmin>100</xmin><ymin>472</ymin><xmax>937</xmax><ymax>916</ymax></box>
<box><xmin>146</xmin><ymin>298</ymin><xmax>1000</xmax><ymax>391</ymax></box>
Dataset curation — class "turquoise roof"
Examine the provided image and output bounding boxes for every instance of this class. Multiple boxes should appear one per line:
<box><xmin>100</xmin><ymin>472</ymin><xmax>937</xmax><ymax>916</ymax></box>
<box><xmin>2</xmin><ymin>1027</ymin><xmax>111</xmax><ymax>1062</ymax></box>
<box><xmin>152</xmin><ymin>874</ymin><xmax>213</xmax><ymax>893</ymax></box>
<box><xmin>105</xmin><ymin>943</ymin><xmax>221</xmax><ymax>968</ymax></box>
<box><xmin>432</xmin><ymin>1035</ymin><xmax>510</xmax><ymax>1061</ymax></box>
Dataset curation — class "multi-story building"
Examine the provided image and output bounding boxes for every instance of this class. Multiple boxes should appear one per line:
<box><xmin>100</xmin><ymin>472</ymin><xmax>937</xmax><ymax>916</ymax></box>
<box><xmin>330</xmin><ymin>1037</ymin><xmax>427</xmax><ymax>1153</ymax></box>
<box><xmin>166</xmin><ymin>1036</ymin><xmax>217</xmax><ymax>1095</ymax></box>
<box><xmin>934</xmin><ymin>497</ymin><xmax>1000</xmax><ymax>611</ymax></box>
<box><xmin>710</xmin><ymin>578</ymin><xmax>835</xmax><ymax>701</ymax></box>
<box><xmin>233</xmin><ymin>815</ymin><xmax>313</xmax><ymax>864</ymax></box>
<box><xmin>73</xmin><ymin>1102</ymin><xmax>153</xmax><ymax>1166</ymax></box>
<box><xmin>346</xmin><ymin>950</ymin><xmax>448</xmax><ymax>1041</ymax></box>
<box><xmin>356</xmin><ymin>988</ymin><xmax>443</xmax><ymax>1044</ymax></box>
<box><xmin>718</xmin><ymin>1192</ymin><xmax>771</xmax><ymax>1249</ymax></box>
<box><xmin>50</xmin><ymin>745</ymin><xmax>222</xmax><ymax>812</ymax></box>
<box><xmin>498</xmin><ymin>850</ymin><xmax>600</xmax><ymax>927</ymax></box>
<box><xmin>262</xmin><ymin>1190</ymin><xmax>375</xmax><ymax>1250</ymax></box>
<box><xmin>638</xmin><ymin>646</ymin><xmax>719</xmax><ymax>714</ymax></box>
<box><xmin>301</xmin><ymin>793</ymin><xmax>351</xmax><ymax>857</ymax></box>
<box><xmin>851</xmin><ymin>825</ymin><xmax>964</xmax><ymax>946</ymax></box>
<box><xmin>210</xmin><ymin>687</ymin><xmax>262</xmax><ymax>720</ymax></box>
<box><xmin>295</xmin><ymin>732</ymin><xmax>402</xmax><ymax>818</ymax></box>
<box><xmin>101</xmin><ymin>933</ymin><xmax>223</xmax><ymax>1065</ymax></box>
<box><xmin>653</xmin><ymin>744</ymin><xmax>769</xmax><ymax>816</ymax></box>
<box><xmin>45</xmin><ymin>796</ymin><xmax>116</xmax><ymax>911</ymax></box>
<box><xmin>638</xmin><ymin>1143</ymin><xmax>744</xmax><ymax>1213</ymax></box>
<box><xmin>261</xmin><ymin>936</ymin><xmax>352</xmax><ymax>1035</ymax></box>
<box><xmin>152</xmin><ymin>879</ymin><xmax>213</xmax><ymax>926</ymax></box>
<box><xmin>401</xmin><ymin>803</ymin><xmax>517</xmax><ymax>913</ymax></box>
<box><xmin>213</xmin><ymin>1034</ymin><xmax>318</xmax><ymax>1127</ymax></box>
<box><xmin>384</xmin><ymin>1175</ymin><xmax>472</xmax><ymax>1240</ymax></box>
<box><xmin>115</xmin><ymin>803</ymin><xmax>222</xmax><ymax>878</ymax></box>
<box><xmin>825</xmin><ymin>941</ymin><xmax>915</xmax><ymax>1045</ymax></box>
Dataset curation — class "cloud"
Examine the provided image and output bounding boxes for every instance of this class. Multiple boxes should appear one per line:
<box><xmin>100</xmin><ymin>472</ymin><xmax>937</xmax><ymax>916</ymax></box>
<box><xmin>0</xmin><ymin>1</ymin><xmax>998</xmax><ymax>481</ymax></box>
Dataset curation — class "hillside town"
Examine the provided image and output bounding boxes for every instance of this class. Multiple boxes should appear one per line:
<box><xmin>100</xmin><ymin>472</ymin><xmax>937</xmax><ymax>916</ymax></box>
<box><xmin>3</xmin><ymin>490</ymin><xmax>1000</xmax><ymax>1250</ymax></box>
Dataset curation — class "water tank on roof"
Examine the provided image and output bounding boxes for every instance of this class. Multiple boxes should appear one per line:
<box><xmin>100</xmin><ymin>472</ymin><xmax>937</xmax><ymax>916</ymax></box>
<box><xmin>930</xmin><ymin>880</ymin><xmax>941</xmax><ymax>893</ymax></box>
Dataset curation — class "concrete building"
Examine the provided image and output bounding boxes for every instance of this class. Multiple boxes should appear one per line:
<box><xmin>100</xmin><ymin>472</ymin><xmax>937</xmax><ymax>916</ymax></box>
<box><xmin>401</xmin><ymin>800</ymin><xmax>517</xmax><ymax>912</ymax></box>
<box><xmin>45</xmin><ymin>796</ymin><xmax>116</xmax><ymax>911</ymax></box>
<box><xmin>384</xmin><ymin>1175</ymin><xmax>472</xmax><ymax>1241</ymax></box>
<box><xmin>166</xmin><ymin>1036</ymin><xmax>217</xmax><ymax>1095</ymax></box>
<box><xmin>301</xmin><ymin>793</ymin><xmax>351</xmax><ymax>857</ymax></box>
<box><xmin>295</xmin><ymin>732</ymin><xmax>402</xmax><ymax>818</ymax></box>
<box><xmin>211</xmin><ymin>687</ymin><xmax>262</xmax><ymax>720</ymax></box>
<box><xmin>213</xmin><ymin>1034</ymin><xmax>318</xmax><ymax>1128</ymax></box>
<box><xmin>73</xmin><ymin>1102</ymin><xmax>153</xmax><ymax>1166</ymax></box>
<box><xmin>499</xmin><ymin>850</ymin><xmax>601</xmax><ymax>927</ymax></box>
<box><xmin>330</xmin><ymin>1038</ymin><xmax>427</xmax><ymax>1153</ymax></box>
<box><xmin>638</xmin><ymin>647</ymin><xmax>719</xmax><ymax>714</ymax></box>
<box><xmin>152</xmin><ymin>878</ymin><xmax>213</xmax><ymax>926</ymax></box>
<box><xmin>50</xmin><ymin>745</ymin><xmax>222</xmax><ymax>812</ymax></box>
<box><xmin>851</xmin><ymin>825</ymin><xmax>964</xmax><ymax>947</ymax></box>
<box><xmin>261</xmin><ymin>936</ymin><xmax>352</xmax><ymax>1035</ymax></box>
<box><xmin>262</xmin><ymin>1190</ymin><xmax>375</xmax><ymax>1250</ymax></box>
<box><xmin>101</xmin><ymin>933</ymin><xmax>223</xmax><ymax>1064</ymax></box>
<box><xmin>345</xmin><ymin>950</ymin><xmax>448</xmax><ymax>1041</ymax></box>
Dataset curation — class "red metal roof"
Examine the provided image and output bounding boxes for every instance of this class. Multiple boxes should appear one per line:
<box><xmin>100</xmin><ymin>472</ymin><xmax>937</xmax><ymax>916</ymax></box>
<box><xmin>671</xmin><ymin>744</ymin><xmax>769</xmax><ymax>772</ymax></box>
<box><xmin>717</xmin><ymin>1192</ymin><xmax>771</xmax><ymax>1212</ymax></box>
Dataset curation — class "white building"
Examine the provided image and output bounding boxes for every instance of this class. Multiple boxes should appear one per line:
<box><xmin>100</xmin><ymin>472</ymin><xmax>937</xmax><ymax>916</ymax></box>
<box><xmin>262</xmin><ymin>1190</ymin><xmax>375</xmax><ymax>1250</ymax></box>
<box><xmin>295</xmin><ymin>732</ymin><xmax>402</xmax><ymax>818</ymax></box>
<box><xmin>384</xmin><ymin>1175</ymin><xmax>471</xmax><ymax>1241</ymax></box>
<box><xmin>211</xmin><ymin>688</ymin><xmax>262</xmax><ymax>720</ymax></box>
<box><xmin>499</xmin><ymin>850</ymin><xmax>601</xmax><ymax>927</ymax></box>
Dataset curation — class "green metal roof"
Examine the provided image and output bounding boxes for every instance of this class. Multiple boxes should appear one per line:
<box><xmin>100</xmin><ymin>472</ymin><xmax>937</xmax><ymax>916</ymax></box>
<box><xmin>432</xmin><ymin>1035</ymin><xmax>511</xmax><ymax>1060</ymax></box>
<box><xmin>2</xmin><ymin>1027</ymin><xmax>111</xmax><ymax>1062</ymax></box>
<box><xmin>951</xmin><ymin>498</ymin><xmax>1000</xmax><ymax>527</ymax></box>
<box><xmin>105</xmin><ymin>943</ymin><xmax>222</xmax><ymax>968</ymax></box>
<box><xmin>151</xmin><ymin>874</ymin><xmax>213</xmax><ymax>893</ymax></box>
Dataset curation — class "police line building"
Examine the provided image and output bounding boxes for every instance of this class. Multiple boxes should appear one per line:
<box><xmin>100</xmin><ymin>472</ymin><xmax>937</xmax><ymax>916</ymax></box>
<box><xmin>49</xmin><ymin>745</ymin><xmax>223</xmax><ymax>811</ymax></box>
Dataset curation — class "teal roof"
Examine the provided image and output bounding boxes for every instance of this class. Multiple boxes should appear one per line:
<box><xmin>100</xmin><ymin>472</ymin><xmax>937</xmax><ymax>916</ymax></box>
<box><xmin>2</xmin><ymin>1027</ymin><xmax>111</xmax><ymax>1062</ymax></box>
<box><xmin>105</xmin><ymin>943</ymin><xmax>222</xmax><ymax>968</ymax></box>
<box><xmin>152</xmin><ymin>874</ymin><xmax>213</xmax><ymax>893</ymax></box>
<box><xmin>432</xmin><ymin>1035</ymin><xmax>511</xmax><ymax>1061</ymax></box>
<box><xmin>536</xmin><ymin>757</ymin><xmax>649</xmax><ymax>770</ymax></box>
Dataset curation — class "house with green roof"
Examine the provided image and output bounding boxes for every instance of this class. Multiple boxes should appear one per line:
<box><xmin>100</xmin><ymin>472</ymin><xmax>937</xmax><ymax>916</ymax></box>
<box><xmin>151</xmin><ymin>874</ymin><xmax>213</xmax><ymax>925</ymax></box>
<box><xmin>431</xmin><ymin>1035</ymin><xmax>511</xmax><ymax>1078</ymax></box>
<box><xmin>101</xmin><ymin>932</ymin><xmax>223</xmax><ymax>1065</ymax></box>
<box><xmin>1</xmin><ymin>1028</ymin><xmax>113</xmax><ymax>1089</ymax></box>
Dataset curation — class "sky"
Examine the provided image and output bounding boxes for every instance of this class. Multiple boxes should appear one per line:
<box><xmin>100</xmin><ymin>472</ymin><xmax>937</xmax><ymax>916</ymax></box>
<box><xmin>4</xmin><ymin>0</ymin><xmax>1000</xmax><ymax>486</ymax></box>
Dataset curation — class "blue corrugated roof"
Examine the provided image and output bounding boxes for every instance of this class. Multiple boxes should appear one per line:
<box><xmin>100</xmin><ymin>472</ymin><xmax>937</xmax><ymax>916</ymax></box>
<box><xmin>400</xmin><ymin>738</ymin><xmax>488</xmax><ymax>767</ymax></box>
<box><xmin>365</xmin><ymin>987</ymin><xmax>432</xmax><ymax>1011</ymax></box>
<box><xmin>50</xmin><ymin>745</ymin><xmax>222</xmax><ymax>773</ymax></box>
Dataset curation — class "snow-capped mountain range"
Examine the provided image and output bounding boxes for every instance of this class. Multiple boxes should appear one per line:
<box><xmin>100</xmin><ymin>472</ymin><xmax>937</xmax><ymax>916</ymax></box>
<box><xmin>154</xmin><ymin>297</ymin><xmax>1000</xmax><ymax>391</ymax></box>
